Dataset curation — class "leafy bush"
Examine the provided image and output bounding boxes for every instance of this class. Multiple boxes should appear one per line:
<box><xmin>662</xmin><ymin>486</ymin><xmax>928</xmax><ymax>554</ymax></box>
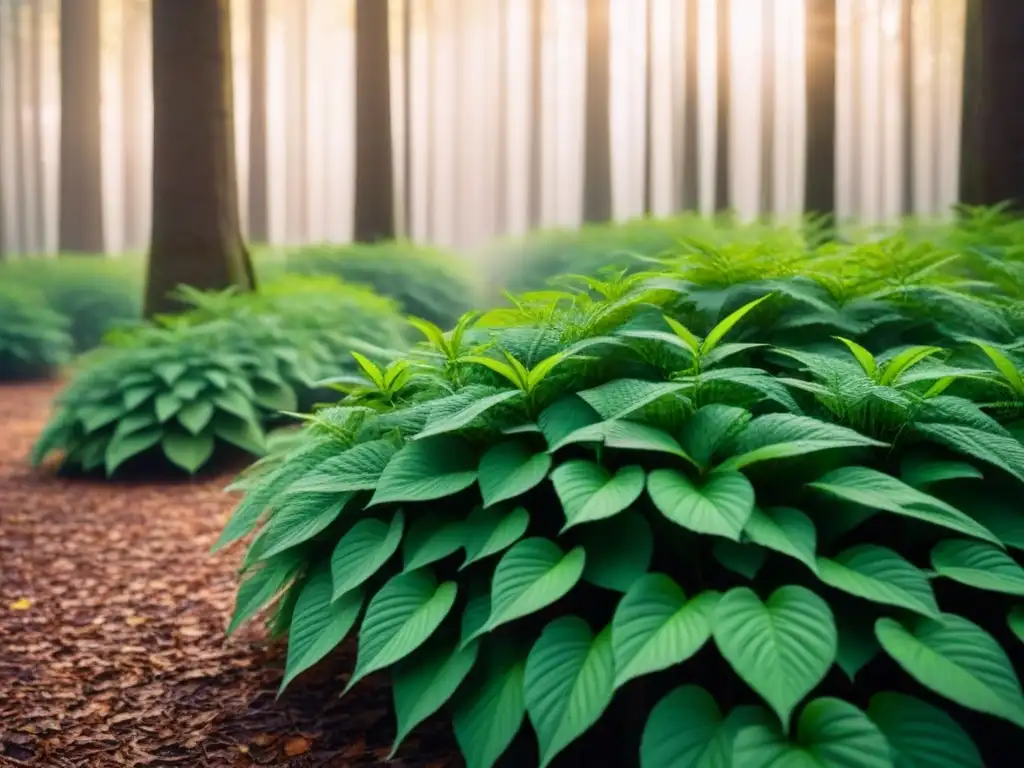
<box><xmin>282</xmin><ymin>241</ymin><xmax>478</xmax><ymax>330</ymax></box>
<box><xmin>0</xmin><ymin>285</ymin><xmax>73</xmax><ymax>380</ymax></box>
<box><xmin>0</xmin><ymin>256</ymin><xmax>143</xmax><ymax>351</ymax></box>
<box><xmin>218</xmin><ymin>262</ymin><xmax>1024</xmax><ymax>767</ymax></box>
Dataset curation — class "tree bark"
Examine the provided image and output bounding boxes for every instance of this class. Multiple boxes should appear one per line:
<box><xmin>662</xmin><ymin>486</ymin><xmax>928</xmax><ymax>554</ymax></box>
<box><xmin>247</xmin><ymin>0</ymin><xmax>269</xmax><ymax>243</ymax></box>
<box><xmin>284</xmin><ymin>0</ymin><xmax>308</xmax><ymax>243</ymax></box>
<box><xmin>0</xmin><ymin>0</ymin><xmax>7</xmax><ymax>259</ymax></box>
<box><xmin>957</xmin><ymin>0</ymin><xmax>1024</xmax><ymax>209</ymax></box>
<box><xmin>30</xmin><ymin>0</ymin><xmax>44</xmax><ymax>251</ymax></box>
<box><xmin>804</xmin><ymin>0</ymin><xmax>837</xmax><ymax>217</ymax></box>
<box><xmin>122</xmin><ymin>0</ymin><xmax>146</xmax><ymax>251</ymax></box>
<box><xmin>354</xmin><ymin>0</ymin><xmax>395</xmax><ymax>242</ymax></box>
<box><xmin>403</xmin><ymin>0</ymin><xmax>414</xmax><ymax>236</ymax></box>
<box><xmin>528</xmin><ymin>0</ymin><xmax>543</xmax><ymax>229</ymax></box>
<box><xmin>643</xmin><ymin>0</ymin><xmax>654</xmax><ymax>215</ymax></box>
<box><xmin>714</xmin><ymin>0</ymin><xmax>731</xmax><ymax>213</ymax></box>
<box><xmin>681</xmin><ymin>0</ymin><xmax>699</xmax><ymax>211</ymax></box>
<box><xmin>145</xmin><ymin>0</ymin><xmax>254</xmax><ymax>318</ymax></box>
<box><xmin>760</xmin><ymin>0</ymin><xmax>775</xmax><ymax>219</ymax></box>
<box><xmin>59</xmin><ymin>0</ymin><xmax>105</xmax><ymax>253</ymax></box>
<box><xmin>900</xmin><ymin>0</ymin><xmax>914</xmax><ymax>215</ymax></box>
<box><xmin>583</xmin><ymin>0</ymin><xmax>612</xmax><ymax>223</ymax></box>
<box><xmin>495</xmin><ymin>0</ymin><xmax>508</xmax><ymax>234</ymax></box>
<box><xmin>13</xmin><ymin>0</ymin><xmax>27</xmax><ymax>252</ymax></box>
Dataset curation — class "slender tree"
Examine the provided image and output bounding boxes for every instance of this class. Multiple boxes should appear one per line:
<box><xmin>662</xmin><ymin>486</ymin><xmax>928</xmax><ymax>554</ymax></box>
<box><xmin>714</xmin><ymin>0</ymin><xmax>731</xmax><ymax>213</ymax></box>
<box><xmin>403</xmin><ymin>0</ymin><xmax>414</xmax><ymax>236</ymax></box>
<box><xmin>12</xmin><ymin>0</ymin><xmax>26</xmax><ymax>252</ymax></box>
<box><xmin>760</xmin><ymin>0</ymin><xmax>775</xmax><ymax>219</ymax></box>
<box><xmin>0</xmin><ymin>0</ymin><xmax>6</xmax><ymax>259</ymax></box>
<box><xmin>681</xmin><ymin>0</ymin><xmax>699</xmax><ymax>211</ymax></box>
<box><xmin>354</xmin><ymin>0</ymin><xmax>395</xmax><ymax>241</ymax></box>
<box><xmin>643</xmin><ymin>0</ymin><xmax>654</xmax><ymax>215</ymax></box>
<box><xmin>59</xmin><ymin>0</ymin><xmax>104</xmax><ymax>253</ymax></box>
<box><xmin>900</xmin><ymin>0</ymin><xmax>913</xmax><ymax>215</ymax></box>
<box><xmin>285</xmin><ymin>0</ymin><xmax>308</xmax><ymax>243</ymax></box>
<box><xmin>247</xmin><ymin>0</ymin><xmax>269</xmax><ymax>242</ymax></box>
<box><xmin>528</xmin><ymin>0</ymin><xmax>543</xmax><ymax>228</ymax></box>
<box><xmin>145</xmin><ymin>0</ymin><xmax>254</xmax><ymax>317</ymax></box>
<box><xmin>495</xmin><ymin>0</ymin><xmax>509</xmax><ymax>234</ymax></box>
<box><xmin>122</xmin><ymin>0</ymin><xmax>146</xmax><ymax>251</ymax></box>
<box><xmin>583</xmin><ymin>0</ymin><xmax>612</xmax><ymax>223</ymax></box>
<box><xmin>804</xmin><ymin>0</ymin><xmax>837</xmax><ymax>217</ymax></box>
<box><xmin>30</xmin><ymin>0</ymin><xmax>43</xmax><ymax>251</ymax></box>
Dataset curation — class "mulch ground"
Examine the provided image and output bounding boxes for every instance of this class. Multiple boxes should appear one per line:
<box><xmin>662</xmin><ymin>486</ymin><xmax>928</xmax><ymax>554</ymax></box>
<box><xmin>0</xmin><ymin>382</ymin><xmax>460</xmax><ymax>768</ymax></box>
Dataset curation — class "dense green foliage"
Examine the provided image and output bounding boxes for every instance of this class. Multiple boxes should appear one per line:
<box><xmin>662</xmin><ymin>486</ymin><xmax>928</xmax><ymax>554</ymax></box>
<box><xmin>0</xmin><ymin>284</ymin><xmax>73</xmax><ymax>380</ymax></box>
<box><xmin>278</xmin><ymin>241</ymin><xmax>479</xmax><ymax>329</ymax></box>
<box><xmin>0</xmin><ymin>256</ymin><xmax>143</xmax><ymax>351</ymax></box>
<box><xmin>33</xmin><ymin>275</ymin><xmax>408</xmax><ymax>475</ymax></box>
<box><xmin>220</xmin><ymin>232</ymin><xmax>1024</xmax><ymax>767</ymax></box>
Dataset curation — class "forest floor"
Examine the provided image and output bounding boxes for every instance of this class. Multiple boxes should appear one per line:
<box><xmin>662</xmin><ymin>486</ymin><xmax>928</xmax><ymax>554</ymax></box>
<box><xmin>0</xmin><ymin>382</ymin><xmax>458</xmax><ymax>768</ymax></box>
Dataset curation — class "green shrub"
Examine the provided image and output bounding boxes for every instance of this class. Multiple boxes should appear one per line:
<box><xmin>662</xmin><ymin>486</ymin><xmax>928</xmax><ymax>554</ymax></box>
<box><xmin>282</xmin><ymin>241</ymin><xmax>478</xmax><ymax>330</ymax></box>
<box><xmin>0</xmin><ymin>285</ymin><xmax>73</xmax><ymax>380</ymax></box>
<box><xmin>0</xmin><ymin>256</ymin><xmax>143</xmax><ymax>351</ymax></box>
<box><xmin>217</xmin><ymin>267</ymin><xmax>1024</xmax><ymax>766</ymax></box>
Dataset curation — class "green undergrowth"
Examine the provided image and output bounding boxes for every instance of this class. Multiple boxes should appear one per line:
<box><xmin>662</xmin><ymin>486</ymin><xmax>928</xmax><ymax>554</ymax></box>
<box><xmin>217</xmin><ymin>249</ymin><xmax>1024</xmax><ymax>767</ymax></box>
<box><xmin>0</xmin><ymin>284</ymin><xmax>73</xmax><ymax>380</ymax></box>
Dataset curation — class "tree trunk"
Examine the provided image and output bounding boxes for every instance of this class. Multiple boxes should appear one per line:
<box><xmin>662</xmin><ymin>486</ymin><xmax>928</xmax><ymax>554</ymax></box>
<box><xmin>681</xmin><ymin>0</ymin><xmax>699</xmax><ymax>211</ymax></box>
<box><xmin>0</xmin><ymin>0</ymin><xmax>6</xmax><ymax>259</ymax></box>
<box><xmin>495</xmin><ymin>0</ymin><xmax>508</xmax><ymax>234</ymax></box>
<box><xmin>900</xmin><ymin>0</ymin><xmax>913</xmax><ymax>215</ymax></box>
<box><xmin>804</xmin><ymin>0</ymin><xmax>837</xmax><ymax>217</ymax></box>
<box><xmin>30</xmin><ymin>0</ymin><xmax>44</xmax><ymax>252</ymax></box>
<box><xmin>760</xmin><ymin>0</ymin><xmax>775</xmax><ymax>219</ymax></box>
<box><xmin>403</xmin><ymin>0</ymin><xmax>414</xmax><ymax>236</ymax></box>
<box><xmin>13</xmin><ymin>0</ymin><xmax>27</xmax><ymax>252</ymax></box>
<box><xmin>528</xmin><ymin>0</ymin><xmax>543</xmax><ymax>229</ymax></box>
<box><xmin>958</xmin><ymin>0</ymin><xmax>1023</xmax><ymax>209</ymax></box>
<box><xmin>247</xmin><ymin>0</ymin><xmax>269</xmax><ymax>243</ymax></box>
<box><xmin>643</xmin><ymin>0</ymin><xmax>654</xmax><ymax>215</ymax></box>
<box><xmin>145</xmin><ymin>0</ymin><xmax>254</xmax><ymax>318</ymax></box>
<box><xmin>583</xmin><ymin>0</ymin><xmax>612</xmax><ymax>223</ymax></box>
<box><xmin>59</xmin><ymin>0</ymin><xmax>105</xmax><ymax>253</ymax></box>
<box><xmin>122</xmin><ymin>0</ymin><xmax>146</xmax><ymax>251</ymax></box>
<box><xmin>713</xmin><ymin>0</ymin><xmax>731</xmax><ymax>213</ymax></box>
<box><xmin>354</xmin><ymin>0</ymin><xmax>395</xmax><ymax>242</ymax></box>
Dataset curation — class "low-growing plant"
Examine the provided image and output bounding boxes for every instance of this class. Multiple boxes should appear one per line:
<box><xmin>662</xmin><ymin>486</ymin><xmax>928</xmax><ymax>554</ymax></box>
<box><xmin>0</xmin><ymin>285</ymin><xmax>73</xmax><ymax>380</ymax></box>
<box><xmin>219</xmin><ymin>284</ymin><xmax>1024</xmax><ymax>767</ymax></box>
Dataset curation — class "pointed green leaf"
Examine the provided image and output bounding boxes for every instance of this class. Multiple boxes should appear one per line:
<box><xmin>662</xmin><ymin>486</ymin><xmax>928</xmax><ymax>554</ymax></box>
<box><xmin>612</xmin><ymin>574</ymin><xmax>717</xmax><ymax>689</ymax></box>
<box><xmin>258</xmin><ymin>492</ymin><xmax>350</xmax><ymax>561</ymax></box>
<box><xmin>900</xmin><ymin>455</ymin><xmax>983</xmax><ymax>489</ymax></box>
<box><xmin>105</xmin><ymin>426</ymin><xmax>162</xmax><ymax>474</ymax></box>
<box><xmin>743</xmin><ymin>506</ymin><xmax>818</xmax><ymax>572</ymax></box>
<box><xmin>578</xmin><ymin>511</ymin><xmax>653</xmax><ymax>592</ymax></box>
<box><xmin>713</xmin><ymin>585</ymin><xmax>837</xmax><ymax>728</ymax></box>
<box><xmin>279</xmin><ymin>570</ymin><xmax>363</xmax><ymax>693</ymax></box>
<box><xmin>155</xmin><ymin>392</ymin><xmax>183</xmax><ymax>423</ymax></box>
<box><xmin>537</xmin><ymin>394</ymin><xmax>601</xmax><ymax>449</ymax></box>
<box><xmin>679</xmin><ymin>404</ymin><xmax>751</xmax><ymax>469</ymax></box>
<box><xmin>415</xmin><ymin>389</ymin><xmax>524</xmax><ymax>439</ymax></box>
<box><xmin>648</xmin><ymin>469</ymin><xmax>755</xmax><ymax>541</ymax></box>
<box><xmin>875</xmin><ymin>614</ymin><xmax>1024</xmax><ymax>728</ymax></box>
<box><xmin>867</xmin><ymin>692</ymin><xmax>983</xmax><ymax>768</ymax></box>
<box><xmin>478</xmin><ymin>440</ymin><xmax>552</xmax><ymax>508</ymax></box>
<box><xmin>176</xmin><ymin>399</ymin><xmax>215</xmax><ymax>435</ymax></box>
<box><xmin>835</xmin><ymin>336</ymin><xmax>878</xmax><ymax>379</ymax></box>
<box><xmin>554</xmin><ymin>419</ymin><xmax>693</xmax><ymax>461</ymax></box>
<box><xmin>154</xmin><ymin>360</ymin><xmax>187</xmax><ymax>385</ymax></box>
<box><xmin>227</xmin><ymin>552</ymin><xmax>301</xmax><ymax>635</ymax></box>
<box><xmin>1010</xmin><ymin>605</ymin><xmax>1024</xmax><ymax>644</ymax></box>
<box><xmin>369</xmin><ymin>435</ymin><xmax>478</xmax><ymax>505</ymax></box>
<box><xmin>578</xmin><ymin>378</ymin><xmax>692</xmax><ymax>421</ymax></box>
<box><xmin>551</xmin><ymin>460</ymin><xmax>646</xmax><ymax>531</ymax></box>
<box><xmin>289</xmin><ymin>438</ymin><xmax>400</xmax><ymax>494</ymax></box>
<box><xmin>816</xmin><ymin>545</ymin><xmax>940</xmax><ymax>618</ymax></box>
<box><xmin>161</xmin><ymin>431</ymin><xmax>215</xmax><ymax>473</ymax></box>
<box><xmin>402</xmin><ymin>514</ymin><xmax>465</xmax><ymax>571</ymax></box>
<box><xmin>713</xmin><ymin>540</ymin><xmax>768</xmax><ymax>580</ymax></box>
<box><xmin>461</xmin><ymin>505</ymin><xmax>531</xmax><ymax>569</ymax></box>
<box><xmin>330</xmin><ymin>512</ymin><xmax>405</xmax><ymax>600</ymax></box>
<box><xmin>930</xmin><ymin>539</ymin><xmax>1024</xmax><ymax>596</ymax></box>
<box><xmin>346</xmin><ymin>571</ymin><xmax>458</xmax><ymax>692</ymax></box>
<box><xmin>525</xmin><ymin>617</ymin><xmax>614</xmax><ymax>768</ymax></box>
<box><xmin>835</xmin><ymin>613</ymin><xmax>880</xmax><ymax>681</ymax></box>
<box><xmin>718</xmin><ymin>414</ymin><xmax>885</xmax><ymax>471</ymax></box>
<box><xmin>453</xmin><ymin>647</ymin><xmax>526</xmax><ymax>768</ymax></box>
<box><xmin>122</xmin><ymin>385</ymin><xmax>156</xmax><ymax>410</ymax></box>
<box><xmin>213</xmin><ymin>413</ymin><xmax>267</xmax><ymax>455</ymax></box>
<box><xmin>702</xmin><ymin>294</ymin><xmax>771</xmax><ymax>354</ymax></box>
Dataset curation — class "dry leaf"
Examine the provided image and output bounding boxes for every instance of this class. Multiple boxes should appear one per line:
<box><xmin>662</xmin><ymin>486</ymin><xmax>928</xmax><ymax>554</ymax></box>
<box><xmin>9</xmin><ymin>597</ymin><xmax>32</xmax><ymax>610</ymax></box>
<box><xmin>124</xmin><ymin>616</ymin><xmax>148</xmax><ymax>627</ymax></box>
<box><xmin>283</xmin><ymin>736</ymin><xmax>311</xmax><ymax>757</ymax></box>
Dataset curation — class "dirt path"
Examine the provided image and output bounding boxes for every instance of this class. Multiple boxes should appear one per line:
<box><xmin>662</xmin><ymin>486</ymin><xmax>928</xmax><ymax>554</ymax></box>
<box><xmin>0</xmin><ymin>383</ymin><xmax>457</xmax><ymax>767</ymax></box>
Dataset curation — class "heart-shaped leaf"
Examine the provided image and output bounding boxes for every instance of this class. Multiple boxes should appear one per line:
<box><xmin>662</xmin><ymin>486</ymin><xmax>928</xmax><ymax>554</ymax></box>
<box><xmin>551</xmin><ymin>461</ymin><xmax>646</xmax><ymax>531</ymax></box>
<box><xmin>648</xmin><ymin>469</ymin><xmax>755</xmax><ymax>541</ymax></box>
<box><xmin>478</xmin><ymin>440</ymin><xmax>552</xmax><ymax>507</ymax></box>
<box><xmin>161</xmin><ymin>431</ymin><xmax>215</xmax><ymax>473</ymax></box>
<box><xmin>402</xmin><ymin>514</ymin><xmax>465</xmax><ymax>572</ymax></box>
<box><xmin>742</xmin><ymin>506</ymin><xmax>818</xmax><ymax>572</ymax></box>
<box><xmin>330</xmin><ymin>511</ymin><xmax>405</xmax><ymax>600</ymax></box>
<box><xmin>259</xmin><ymin>492</ymin><xmax>350</xmax><ymax>561</ymax></box>
<box><xmin>369</xmin><ymin>436</ymin><xmax>478</xmax><ymax>505</ymax></box>
<box><xmin>461</xmin><ymin>505</ymin><xmax>530</xmax><ymax>569</ymax></box>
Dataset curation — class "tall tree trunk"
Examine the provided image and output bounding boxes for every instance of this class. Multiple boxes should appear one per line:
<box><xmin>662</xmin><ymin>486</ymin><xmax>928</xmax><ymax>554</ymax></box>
<box><xmin>900</xmin><ymin>0</ymin><xmax>913</xmax><ymax>215</ymax></box>
<box><xmin>30</xmin><ymin>0</ymin><xmax>44</xmax><ymax>252</ymax></box>
<box><xmin>495</xmin><ymin>0</ymin><xmax>508</xmax><ymax>234</ymax></box>
<box><xmin>959</xmin><ymin>1</ymin><xmax>1024</xmax><ymax>209</ymax></box>
<box><xmin>681</xmin><ymin>0</ymin><xmax>699</xmax><ymax>211</ymax></box>
<box><xmin>122</xmin><ymin>0</ymin><xmax>146</xmax><ymax>251</ymax></box>
<box><xmin>804</xmin><ymin>0</ymin><xmax>837</xmax><ymax>217</ymax></box>
<box><xmin>528</xmin><ymin>0</ymin><xmax>543</xmax><ymax>229</ymax></box>
<box><xmin>12</xmin><ymin>0</ymin><xmax>27</xmax><ymax>252</ymax></box>
<box><xmin>145</xmin><ymin>0</ymin><xmax>254</xmax><ymax>318</ymax></box>
<box><xmin>760</xmin><ymin>0</ymin><xmax>775</xmax><ymax>219</ymax></box>
<box><xmin>403</xmin><ymin>0</ymin><xmax>414</xmax><ymax>237</ymax></box>
<box><xmin>59</xmin><ymin>0</ymin><xmax>105</xmax><ymax>253</ymax></box>
<box><xmin>0</xmin><ymin>0</ymin><xmax>7</xmax><ymax>259</ymax></box>
<box><xmin>354</xmin><ymin>0</ymin><xmax>395</xmax><ymax>242</ymax></box>
<box><xmin>713</xmin><ymin>0</ymin><xmax>731</xmax><ymax>213</ymax></box>
<box><xmin>247</xmin><ymin>0</ymin><xmax>269</xmax><ymax>243</ymax></box>
<box><xmin>285</xmin><ymin>0</ymin><xmax>308</xmax><ymax>243</ymax></box>
<box><xmin>643</xmin><ymin>0</ymin><xmax>654</xmax><ymax>215</ymax></box>
<box><xmin>583</xmin><ymin>0</ymin><xmax>612</xmax><ymax>224</ymax></box>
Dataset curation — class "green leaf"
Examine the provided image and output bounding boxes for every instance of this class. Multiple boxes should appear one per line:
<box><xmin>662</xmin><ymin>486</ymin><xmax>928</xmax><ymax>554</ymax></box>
<box><xmin>461</xmin><ymin>505</ymin><xmax>531</xmax><ymax>569</ymax></box>
<box><xmin>390</xmin><ymin>636</ymin><xmax>480</xmax><ymax>757</ymax></box>
<box><xmin>155</xmin><ymin>392</ymin><xmax>184</xmax><ymax>422</ymax></box>
<box><xmin>478</xmin><ymin>440</ymin><xmax>552</xmax><ymax>508</ymax></box>
<box><xmin>279</xmin><ymin>570</ymin><xmax>363</xmax><ymax>694</ymax></box>
<box><xmin>537</xmin><ymin>395</ymin><xmax>601</xmax><ymax>449</ymax></box>
<box><xmin>875</xmin><ymin>614</ymin><xmax>1024</xmax><ymax>728</ymax></box>
<box><xmin>971</xmin><ymin>340</ymin><xmax>1024</xmax><ymax>395</ymax></box>
<box><xmin>900</xmin><ymin>454</ymin><xmax>983</xmax><ymax>489</ymax></box>
<box><xmin>402</xmin><ymin>514</ymin><xmax>466</xmax><ymax>571</ymax></box>
<box><xmin>1009</xmin><ymin>605</ymin><xmax>1024</xmax><ymax>644</ymax></box>
<box><xmin>713</xmin><ymin>540</ymin><xmax>768</xmax><ymax>580</ymax></box>
<box><xmin>551</xmin><ymin>460</ymin><xmax>646</xmax><ymax>531</ymax></box>
<box><xmin>713</xmin><ymin>585</ymin><xmax>837</xmax><ymax>728</ymax></box>
<box><xmin>475</xmin><ymin>538</ymin><xmax>586</xmax><ymax>639</ymax></box>
<box><xmin>816</xmin><ymin>545</ymin><xmax>940</xmax><ymax>618</ymax></box>
<box><xmin>525</xmin><ymin>617</ymin><xmax>614</xmax><ymax>767</ymax></box>
<box><xmin>930</xmin><ymin>539</ymin><xmax>1024</xmax><ymax>596</ymax></box>
<box><xmin>640</xmin><ymin>686</ymin><xmax>772</xmax><ymax>768</ymax></box>
<box><xmin>679</xmin><ymin>404</ymin><xmax>751</xmax><ymax>469</ymax></box>
<box><xmin>867</xmin><ymin>692</ymin><xmax>983</xmax><ymax>768</ymax></box>
<box><xmin>345</xmin><ymin>570</ymin><xmax>458</xmax><ymax>693</ymax></box>
<box><xmin>578</xmin><ymin>511</ymin><xmax>653</xmax><ymax>592</ymax></box>
<box><xmin>161</xmin><ymin>431</ymin><xmax>215</xmax><ymax>473</ymax></box>
<box><xmin>835</xmin><ymin>612</ymin><xmax>880</xmax><ymax>681</ymax></box>
<box><xmin>662</xmin><ymin>315</ymin><xmax>702</xmax><ymax>354</ymax></box>
<box><xmin>880</xmin><ymin>346</ymin><xmax>943</xmax><ymax>386</ymax></box>
<box><xmin>289</xmin><ymin>438</ymin><xmax>399</xmax><ymax>493</ymax></box>
<box><xmin>702</xmin><ymin>294</ymin><xmax>771</xmax><ymax>354</ymax></box>
<box><xmin>835</xmin><ymin>336</ymin><xmax>878</xmax><ymax>379</ymax></box>
<box><xmin>743</xmin><ymin>506</ymin><xmax>818</xmax><ymax>572</ymax></box>
<box><xmin>415</xmin><ymin>389</ymin><xmax>524</xmax><ymax>439</ymax></box>
<box><xmin>809</xmin><ymin>466</ymin><xmax>1000</xmax><ymax>545</ymax></box>
<box><xmin>612</xmin><ymin>574</ymin><xmax>717</xmax><ymax>689</ymax></box>
<box><xmin>122</xmin><ymin>385</ymin><xmax>155</xmax><ymax>410</ymax></box>
<box><xmin>369</xmin><ymin>435</ymin><xmax>478</xmax><ymax>505</ymax></box>
<box><xmin>732</xmin><ymin>697</ymin><xmax>893</xmax><ymax>768</ymax></box>
<box><xmin>453</xmin><ymin>647</ymin><xmax>526</xmax><ymax>768</ymax></box>
<box><xmin>258</xmin><ymin>492</ymin><xmax>349</xmax><ymax>561</ymax></box>
<box><xmin>227</xmin><ymin>552</ymin><xmax>300</xmax><ymax>635</ymax></box>
<box><xmin>176</xmin><ymin>400</ymin><xmax>215</xmax><ymax>435</ymax></box>
<box><xmin>330</xmin><ymin>512</ymin><xmax>405</xmax><ymax>600</ymax></box>
<box><xmin>578</xmin><ymin>378</ymin><xmax>691</xmax><ymax>421</ymax></box>
<box><xmin>718</xmin><ymin>414</ymin><xmax>885</xmax><ymax>471</ymax></box>
<box><xmin>554</xmin><ymin>419</ymin><xmax>694</xmax><ymax>461</ymax></box>
<box><xmin>212</xmin><ymin>388</ymin><xmax>258</xmax><ymax>422</ymax></box>
<box><xmin>104</xmin><ymin>426</ymin><xmax>162</xmax><ymax>475</ymax></box>
<box><xmin>253</xmin><ymin>379</ymin><xmax>298</xmax><ymax>412</ymax></box>
<box><xmin>213</xmin><ymin>413</ymin><xmax>267</xmax><ymax>455</ymax></box>
<box><xmin>648</xmin><ymin>469</ymin><xmax>755</xmax><ymax>541</ymax></box>
<box><xmin>154</xmin><ymin>360</ymin><xmax>187</xmax><ymax>385</ymax></box>
<box><xmin>80</xmin><ymin>403</ymin><xmax>125</xmax><ymax>432</ymax></box>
